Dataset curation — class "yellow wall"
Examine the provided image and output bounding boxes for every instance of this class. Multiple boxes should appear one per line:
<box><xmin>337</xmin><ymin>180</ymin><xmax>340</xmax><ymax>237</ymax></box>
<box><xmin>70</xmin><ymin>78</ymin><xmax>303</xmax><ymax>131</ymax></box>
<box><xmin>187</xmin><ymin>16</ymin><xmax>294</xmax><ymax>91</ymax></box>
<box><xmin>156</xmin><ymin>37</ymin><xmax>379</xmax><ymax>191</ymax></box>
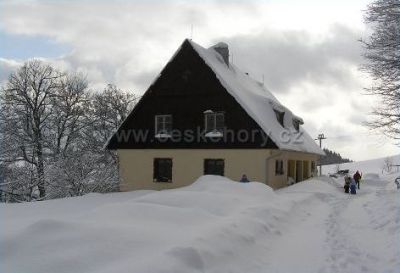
<box><xmin>117</xmin><ymin>149</ymin><xmax>319</xmax><ymax>191</ymax></box>
<box><xmin>265</xmin><ymin>150</ymin><xmax>318</xmax><ymax>188</ymax></box>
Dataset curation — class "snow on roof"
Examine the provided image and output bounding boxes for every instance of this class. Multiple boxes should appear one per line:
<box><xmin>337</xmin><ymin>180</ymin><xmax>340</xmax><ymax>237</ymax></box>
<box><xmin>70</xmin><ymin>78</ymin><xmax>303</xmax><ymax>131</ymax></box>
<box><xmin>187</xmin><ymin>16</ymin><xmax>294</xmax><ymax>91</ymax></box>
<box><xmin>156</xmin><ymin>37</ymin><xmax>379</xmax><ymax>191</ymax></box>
<box><xmin>189</xmin><ymin>40</ymin><xmax>324</xmax><ymax>155</ymax></box>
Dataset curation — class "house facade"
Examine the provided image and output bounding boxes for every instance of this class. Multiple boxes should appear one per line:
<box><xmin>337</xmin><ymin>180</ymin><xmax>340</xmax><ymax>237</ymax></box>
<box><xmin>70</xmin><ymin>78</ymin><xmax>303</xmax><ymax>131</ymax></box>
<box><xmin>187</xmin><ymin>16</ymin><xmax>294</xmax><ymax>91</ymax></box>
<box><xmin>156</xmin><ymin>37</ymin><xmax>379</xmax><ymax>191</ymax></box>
<box><xmin>106</xmin><ymin>39</ymin><xmax>324</xmax><ymax>191</ymax></box>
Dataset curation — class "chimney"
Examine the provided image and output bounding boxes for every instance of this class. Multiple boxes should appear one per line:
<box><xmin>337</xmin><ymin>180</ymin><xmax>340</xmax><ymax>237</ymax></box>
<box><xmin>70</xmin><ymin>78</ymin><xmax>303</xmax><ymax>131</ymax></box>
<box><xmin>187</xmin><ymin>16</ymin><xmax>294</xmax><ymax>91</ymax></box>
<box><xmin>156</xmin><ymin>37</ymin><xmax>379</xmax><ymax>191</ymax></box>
<box><xmin>212</xmin><ymin>42</ymin><xmax>229</xmax><ymax>66</ymax></box>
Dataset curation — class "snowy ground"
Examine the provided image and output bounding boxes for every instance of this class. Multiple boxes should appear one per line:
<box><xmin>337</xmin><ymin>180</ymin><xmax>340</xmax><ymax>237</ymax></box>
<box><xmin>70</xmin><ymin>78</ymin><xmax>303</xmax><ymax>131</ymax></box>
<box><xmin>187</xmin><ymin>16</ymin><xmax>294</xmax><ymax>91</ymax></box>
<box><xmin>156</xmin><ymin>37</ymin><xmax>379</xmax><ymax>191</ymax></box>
<box><xmin>322</xmin><ymin>154</ymin><xmax>400</xmax><ymax>176</ymax></box>
<box><xmin>1</xmin><ymin>159</ymin><xmax>400</xmax><ymax>273</ymax></box>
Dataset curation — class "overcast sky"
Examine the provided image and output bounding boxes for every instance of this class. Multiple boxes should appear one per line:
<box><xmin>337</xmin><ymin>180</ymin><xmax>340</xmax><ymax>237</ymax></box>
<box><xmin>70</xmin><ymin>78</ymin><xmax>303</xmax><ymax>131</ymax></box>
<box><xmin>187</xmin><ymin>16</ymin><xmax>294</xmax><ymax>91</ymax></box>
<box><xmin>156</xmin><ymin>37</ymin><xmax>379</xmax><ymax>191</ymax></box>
<box><xmin>0</xmin><ymin>0</ymin><xmax>398</xmax><ymax>161</ymax></box>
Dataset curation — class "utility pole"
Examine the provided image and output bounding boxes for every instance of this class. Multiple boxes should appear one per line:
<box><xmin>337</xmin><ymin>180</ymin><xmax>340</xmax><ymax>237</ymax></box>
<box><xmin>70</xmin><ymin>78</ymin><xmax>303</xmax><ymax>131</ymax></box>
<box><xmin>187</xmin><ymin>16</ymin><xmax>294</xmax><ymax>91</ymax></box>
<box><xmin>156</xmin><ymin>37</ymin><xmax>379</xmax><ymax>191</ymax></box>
<box><xmin>315</xmin><ymin>133</ymin><xmax>326</xmax><ymax>176</ymax></box>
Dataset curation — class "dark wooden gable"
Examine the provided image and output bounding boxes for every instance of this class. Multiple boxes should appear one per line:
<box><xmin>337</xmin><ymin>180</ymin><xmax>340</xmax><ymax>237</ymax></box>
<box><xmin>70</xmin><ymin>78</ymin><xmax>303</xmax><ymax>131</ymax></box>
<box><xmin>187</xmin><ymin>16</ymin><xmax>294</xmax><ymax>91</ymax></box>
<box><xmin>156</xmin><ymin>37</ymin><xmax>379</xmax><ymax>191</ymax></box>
<box><xmin>107</xmin><ymin>39</ymin><xmax>278</xmax><ymax>149</ymax></box>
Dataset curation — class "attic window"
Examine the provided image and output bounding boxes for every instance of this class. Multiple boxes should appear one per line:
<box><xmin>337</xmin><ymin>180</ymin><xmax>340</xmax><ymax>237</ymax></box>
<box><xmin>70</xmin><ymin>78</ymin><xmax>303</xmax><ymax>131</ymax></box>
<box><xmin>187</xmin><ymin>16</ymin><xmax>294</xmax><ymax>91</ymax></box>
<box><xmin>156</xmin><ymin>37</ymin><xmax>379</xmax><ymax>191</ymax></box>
<box><xmin>155</xmin><ymin>115</ymin><xmax>172</xmax><ymax>137</ymax></box>
<box><xmin>204</xmin><ymin>111</ymin><xmax>224</xmax><ymax>137</ymax></box>
<box><xmin>293</xmin><ymin>119</ymin><xmax>300</xmax><ymax>131</ymax></box>
<box><xmin>274</xmin><ymin>110</ymin><xmax>285</xmax><ymax>127</ymax></box>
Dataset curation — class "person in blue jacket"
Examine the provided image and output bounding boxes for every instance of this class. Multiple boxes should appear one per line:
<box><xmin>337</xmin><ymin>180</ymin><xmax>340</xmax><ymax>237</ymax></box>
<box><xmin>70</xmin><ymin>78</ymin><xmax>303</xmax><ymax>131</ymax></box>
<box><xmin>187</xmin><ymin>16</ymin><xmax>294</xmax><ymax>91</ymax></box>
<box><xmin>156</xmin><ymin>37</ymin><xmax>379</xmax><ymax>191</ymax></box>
<box><xmin>350</xmin><ymin>178</ymin><xmax>357</xmax><ymax>195</ymax></box>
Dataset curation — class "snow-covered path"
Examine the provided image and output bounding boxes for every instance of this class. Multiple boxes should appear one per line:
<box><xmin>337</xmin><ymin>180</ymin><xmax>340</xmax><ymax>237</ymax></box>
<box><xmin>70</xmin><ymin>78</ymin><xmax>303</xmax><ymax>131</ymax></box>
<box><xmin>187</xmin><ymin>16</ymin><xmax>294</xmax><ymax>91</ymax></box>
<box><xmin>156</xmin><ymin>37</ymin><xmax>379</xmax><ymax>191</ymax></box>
<box><xmin>268</xmin><ymin>175</ymin><xmax>400</xmax><ymax>273</ymax></box>
<box><xmin>1</xmin><ymin>173</ymin><xmax>399</xmax><ymax>273</ymax></box>
<box><xmin>265</xmin><ymin>193</ymin><xmax>331</xmax><ymax>273</ymax></box>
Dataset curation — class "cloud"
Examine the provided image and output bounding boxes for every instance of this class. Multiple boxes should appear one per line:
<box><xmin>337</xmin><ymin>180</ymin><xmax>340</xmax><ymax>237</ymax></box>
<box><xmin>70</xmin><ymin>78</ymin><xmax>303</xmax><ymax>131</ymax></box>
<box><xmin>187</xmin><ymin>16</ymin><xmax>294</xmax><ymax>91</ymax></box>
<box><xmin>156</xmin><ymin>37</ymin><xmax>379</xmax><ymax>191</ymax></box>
<box><xmin>219</xmin><ymin>24</ymin><xmax>363</xmax><ymax>93</ymax></box>
<box><xmin>0</xmin><ymin>0</ymin><xmax>397</xmax><ymax>161</ymax></box>
<box><xmin>0</xmin><ymin>0</ymin><xmax>276</xmax><ymax>92</ymax></box>
<box><xmin>0</xmin><ymin>58</ymin><xmax>21</xmax><ymax>84</ymax></box>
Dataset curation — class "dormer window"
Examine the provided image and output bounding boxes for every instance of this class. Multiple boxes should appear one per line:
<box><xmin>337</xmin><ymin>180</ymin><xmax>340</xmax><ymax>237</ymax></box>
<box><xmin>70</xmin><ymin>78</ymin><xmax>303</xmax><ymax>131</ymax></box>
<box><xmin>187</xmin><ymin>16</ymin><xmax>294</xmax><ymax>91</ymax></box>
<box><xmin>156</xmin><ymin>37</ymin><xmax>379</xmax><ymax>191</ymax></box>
<box><xmin>274</xmin><ymin>110</ymin><xmax>285</xmax><ymax>127</ymax></box>
<box><xmin>155</xmin><ymin>114</ymin><xmax>172</xmax><ymax>138</ymax></box>
<box><xmin>293</xmin><ymin>119</ymin><xmax>300</xmax><ymax>131</ymax></box>
<box><xmin>204</xmin><ymin>110</ymin><xmax>224</xmax><ymax>137</ymax></box>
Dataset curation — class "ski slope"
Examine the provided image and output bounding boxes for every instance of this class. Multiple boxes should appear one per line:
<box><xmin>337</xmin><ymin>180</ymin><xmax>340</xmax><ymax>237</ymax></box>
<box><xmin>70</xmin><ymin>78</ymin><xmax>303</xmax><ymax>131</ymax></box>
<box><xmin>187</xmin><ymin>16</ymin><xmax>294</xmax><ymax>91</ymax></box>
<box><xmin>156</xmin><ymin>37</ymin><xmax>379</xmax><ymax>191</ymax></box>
<box><xmin>322</xmin><ymin>154</ymin><xmax>400</xmax><ymax>175</ymax></box>
<box><xmin>1</xmin><ymin>161</ymin><xmax>399</xmax><ymax>273</ymax></box>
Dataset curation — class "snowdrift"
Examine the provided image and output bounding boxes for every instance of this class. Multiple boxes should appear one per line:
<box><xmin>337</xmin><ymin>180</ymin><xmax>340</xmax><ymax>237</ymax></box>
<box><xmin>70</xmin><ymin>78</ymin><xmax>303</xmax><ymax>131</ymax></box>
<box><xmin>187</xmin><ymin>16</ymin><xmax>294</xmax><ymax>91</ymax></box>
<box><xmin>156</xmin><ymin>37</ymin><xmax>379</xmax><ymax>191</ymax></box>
<box><xmin>1</xmin><ymin>172</ymin><xmax>399</xmax><ymax>273</ymax></box>
<box><xmin>1</xmin><ymin>175</ymin><xmax>336</xmax><ymax>273</ymax></box>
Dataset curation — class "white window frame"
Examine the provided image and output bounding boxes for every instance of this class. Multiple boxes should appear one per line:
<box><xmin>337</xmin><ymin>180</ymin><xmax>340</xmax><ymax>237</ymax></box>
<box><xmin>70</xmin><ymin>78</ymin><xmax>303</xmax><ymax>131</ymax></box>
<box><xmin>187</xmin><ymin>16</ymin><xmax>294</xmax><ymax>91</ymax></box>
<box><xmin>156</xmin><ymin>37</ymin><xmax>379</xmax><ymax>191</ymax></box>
<box><xmin>155</xmin><ymin>114</ymin><xmax>172</xmax><ymax>137</ymax></box>
<box><xmin>204</xmin><ymin>112</ymin><xmax>224</xmax><ymax>137</ymax></box>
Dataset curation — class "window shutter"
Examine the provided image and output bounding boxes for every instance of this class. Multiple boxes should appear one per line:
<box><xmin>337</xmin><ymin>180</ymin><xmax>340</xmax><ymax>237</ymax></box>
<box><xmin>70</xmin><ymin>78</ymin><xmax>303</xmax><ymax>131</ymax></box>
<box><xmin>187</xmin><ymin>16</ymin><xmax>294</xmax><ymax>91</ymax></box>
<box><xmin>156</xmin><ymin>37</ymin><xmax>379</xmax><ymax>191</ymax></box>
<box><xmin>165</xmin><ymin>115</ymin><xmax>172</xmax><ymax>134</ymax></box>
<box><xmin>153</xmin><ymin>158</ymin><xmax>159</xmax><ymax>180</ymax></box>
<box><xmin>216</xmin><ymin>113</ymin><xmax>224</xmax><ymax>132</ymax></box>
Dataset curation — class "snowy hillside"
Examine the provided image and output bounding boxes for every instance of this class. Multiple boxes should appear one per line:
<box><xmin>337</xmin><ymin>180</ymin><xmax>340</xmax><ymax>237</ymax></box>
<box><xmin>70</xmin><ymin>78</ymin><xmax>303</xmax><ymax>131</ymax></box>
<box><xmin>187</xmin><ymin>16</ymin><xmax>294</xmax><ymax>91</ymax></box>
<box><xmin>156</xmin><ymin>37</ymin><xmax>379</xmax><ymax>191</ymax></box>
<box><xmin>322</xmin><ymin>154</ymin><xmax>400</xmax><ymax>175</ymax></box>
<box><xmin>1</xmin><ymin>168</ymin><xmax>400</xmax><ymax>273</ymax></box>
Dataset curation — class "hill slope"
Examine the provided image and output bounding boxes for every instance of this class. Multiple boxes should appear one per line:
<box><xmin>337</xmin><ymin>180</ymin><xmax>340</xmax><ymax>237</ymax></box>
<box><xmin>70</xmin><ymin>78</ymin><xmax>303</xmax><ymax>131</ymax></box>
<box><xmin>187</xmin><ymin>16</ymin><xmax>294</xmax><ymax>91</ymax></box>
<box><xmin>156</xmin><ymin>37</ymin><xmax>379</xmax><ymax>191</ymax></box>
<box><xmin>322</xmin><ymin>154</ymin><xmax>400</xmax><ymax>175</ymax></box>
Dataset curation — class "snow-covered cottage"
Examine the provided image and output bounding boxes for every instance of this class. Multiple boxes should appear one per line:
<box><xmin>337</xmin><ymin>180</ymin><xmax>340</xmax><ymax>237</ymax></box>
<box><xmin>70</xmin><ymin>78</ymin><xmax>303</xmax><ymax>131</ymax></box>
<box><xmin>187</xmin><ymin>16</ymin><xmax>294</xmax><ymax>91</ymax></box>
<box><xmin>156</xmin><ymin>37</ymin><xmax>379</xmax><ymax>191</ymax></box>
<box><xmin>106</xmin><ymin>39</ymin><xmax>324</xmax><ymax>190</ymax></box>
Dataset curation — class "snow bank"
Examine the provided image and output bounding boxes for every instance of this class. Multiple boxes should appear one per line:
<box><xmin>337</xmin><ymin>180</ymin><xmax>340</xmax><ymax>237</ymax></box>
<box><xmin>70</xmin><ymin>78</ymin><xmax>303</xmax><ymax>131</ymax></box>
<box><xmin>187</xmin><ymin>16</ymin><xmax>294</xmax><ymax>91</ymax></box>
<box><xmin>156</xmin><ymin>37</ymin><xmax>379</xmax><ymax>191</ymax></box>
<box><xmin>0</xmin><ymin>176</ymin><xmax>300</xmax><ymax>273</ymax></box>
<box><xmin>1</xmin><ymin>173</ymin><xmax>399</xmax><ymax>273</ymax></box>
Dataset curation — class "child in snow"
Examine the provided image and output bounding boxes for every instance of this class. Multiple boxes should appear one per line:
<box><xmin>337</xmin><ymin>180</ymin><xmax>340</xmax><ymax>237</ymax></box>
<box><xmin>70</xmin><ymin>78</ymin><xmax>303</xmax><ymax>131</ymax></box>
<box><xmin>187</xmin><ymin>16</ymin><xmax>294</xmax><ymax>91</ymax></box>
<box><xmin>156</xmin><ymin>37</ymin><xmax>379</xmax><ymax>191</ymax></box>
<box><xmin>240</xmin><ymin>174</ymin><xmax>249</xmax><ymax>183</ymax></box>
<box><xmin>344</xmin><ymin>175</ymin><xmax>350</xmax><ymax>193</ymax></box>
<box><xmin>350</xmin><ymin>178</ymin><xmax>357</xmax><ymax>195</ymax></box>
<box><xmin>395</xmin><ymin>177</ymin><xmax>400</xmax><ymax>190</ymax></box>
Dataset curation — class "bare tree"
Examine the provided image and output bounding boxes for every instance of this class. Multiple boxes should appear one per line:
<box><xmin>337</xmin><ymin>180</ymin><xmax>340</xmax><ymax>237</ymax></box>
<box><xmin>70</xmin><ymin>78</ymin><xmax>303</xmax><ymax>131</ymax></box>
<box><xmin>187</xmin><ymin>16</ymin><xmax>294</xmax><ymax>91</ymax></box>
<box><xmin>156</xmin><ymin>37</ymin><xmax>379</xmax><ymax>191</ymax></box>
<box><xmin>383</xmin><ymin>156</ymin><xmax>393</xmax><ymax>173</ymax></box>
<box><xmin>0</xmin><ymin>61</ymin><xmax>138</xmax><ymax>202</ymax></box>
<box><xmin>47</xmin><ymin>73</ymin><xmax>90</xmax><ymax>157</ymax></box>
<box><xmin>1</xmin><ymin>60</ymin><xmax>61</xmax><ymax>198</ymax></box>
<box><xmin>335</xmin><ymin>164</ymin><xmax>341</xmax><ymax>174</ymax></box>
<box><xmin>85</xmin><ymin>84</ymin><xmax>137</xmax><ymax>161</ymax></box>
<box><xmin>361</xmin><ymin>0</ymin><xmax>400</xmax><ymax>140</ymax></box>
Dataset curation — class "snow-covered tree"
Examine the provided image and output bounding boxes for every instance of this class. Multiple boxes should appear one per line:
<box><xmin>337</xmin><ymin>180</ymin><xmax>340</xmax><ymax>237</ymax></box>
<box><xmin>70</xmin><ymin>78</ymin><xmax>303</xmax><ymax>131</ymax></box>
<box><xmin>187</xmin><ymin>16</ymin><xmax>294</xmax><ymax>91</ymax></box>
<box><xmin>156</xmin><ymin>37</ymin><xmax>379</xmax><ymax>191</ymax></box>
<box><xmin>361</xmin><ymin>0</ymin><xmax>400</xmax><ymax>141</ymax></box>
<box><xmin>0</xmin><ymin>60</ymin><xmax>138</xmax><ymax>202</ymax></box>
<box><xmin>0</xmin><ymin>60</ymin><xmax>61</xmax><ymax>199</ymax></box>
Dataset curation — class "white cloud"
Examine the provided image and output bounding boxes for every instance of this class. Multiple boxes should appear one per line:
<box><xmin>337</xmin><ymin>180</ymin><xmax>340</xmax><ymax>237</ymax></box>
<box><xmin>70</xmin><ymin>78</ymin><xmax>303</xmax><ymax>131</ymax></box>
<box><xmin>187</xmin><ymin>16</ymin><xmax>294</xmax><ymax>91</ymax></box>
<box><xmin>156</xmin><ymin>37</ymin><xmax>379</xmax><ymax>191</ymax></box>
<box><xmin>0</xmin><ymin>58</ymin><xmax>22</xmax><ymax>85</ymax></box>
<box><xmin>0</xmin><ymin>0</ymin><xmax>397</xmax><ymax>160</ymax></box>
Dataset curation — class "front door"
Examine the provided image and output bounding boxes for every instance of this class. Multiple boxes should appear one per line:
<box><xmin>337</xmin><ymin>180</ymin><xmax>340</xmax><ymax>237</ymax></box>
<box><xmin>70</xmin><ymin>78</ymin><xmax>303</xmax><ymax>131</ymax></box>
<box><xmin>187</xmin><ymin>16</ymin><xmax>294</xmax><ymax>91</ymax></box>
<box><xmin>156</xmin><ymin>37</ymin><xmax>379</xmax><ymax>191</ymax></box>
<box><xmin>204</xmin><ymin>159</ymin><xmax>225</xmax><ymax>176</ymax></box>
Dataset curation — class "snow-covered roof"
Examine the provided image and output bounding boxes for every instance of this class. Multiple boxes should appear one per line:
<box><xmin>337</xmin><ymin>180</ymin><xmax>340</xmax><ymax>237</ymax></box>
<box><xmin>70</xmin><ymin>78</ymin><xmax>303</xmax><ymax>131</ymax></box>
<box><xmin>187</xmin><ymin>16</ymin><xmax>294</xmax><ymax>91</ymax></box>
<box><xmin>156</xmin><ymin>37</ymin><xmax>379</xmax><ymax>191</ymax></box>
<box><xmin>189</xmin><ymin>40</ymin><xmax>324</xmax><ymax>155</ymax></box>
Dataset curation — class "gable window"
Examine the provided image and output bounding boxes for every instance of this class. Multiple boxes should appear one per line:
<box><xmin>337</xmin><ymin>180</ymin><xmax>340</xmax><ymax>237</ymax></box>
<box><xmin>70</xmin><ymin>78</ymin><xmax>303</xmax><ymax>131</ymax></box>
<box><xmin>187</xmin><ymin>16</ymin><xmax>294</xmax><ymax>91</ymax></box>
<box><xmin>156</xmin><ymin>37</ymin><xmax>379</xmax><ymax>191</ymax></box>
<box><xmin>275</xmin><ymin>159</ymin><xmax>284</xmax><ymax>175</ymax></box>
<box><xmin>293</xmin><ymin>119</ymin><xmax>300</xmax><ymax>131</ymax></box>
<box><xmin>204</xmin><ymin>159</ymin><xmax>225</xmax><ymax>176</ymax></box>
<box><xmin>155</xmin><ymin>115</ymin><xmax>172</xmax><ymax>137</ymax></box>
<box><xmin>204</xmin><ymin>111</ymin><xmax>224</xmax><ymax>137</ymax></box>
<box><xmin>274</xmin><ymin>110</ymin><xmax>285</xmax><ymax>127</ymax></box>
<box><xmin>153</xmin><ymin>158</ymin><xmax>172</xmax><ymax>182</ymax></box>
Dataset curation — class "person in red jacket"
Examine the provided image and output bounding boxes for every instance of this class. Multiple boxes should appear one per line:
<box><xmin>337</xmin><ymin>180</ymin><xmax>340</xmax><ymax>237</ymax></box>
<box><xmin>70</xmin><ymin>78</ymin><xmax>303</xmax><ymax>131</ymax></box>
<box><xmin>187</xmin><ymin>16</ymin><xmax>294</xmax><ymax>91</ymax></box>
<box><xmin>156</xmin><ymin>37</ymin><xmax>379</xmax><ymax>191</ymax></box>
<box><xmin>353</xmin><ymin>171</ymin><xmax>362</xmax><ymax>189</ymax></box>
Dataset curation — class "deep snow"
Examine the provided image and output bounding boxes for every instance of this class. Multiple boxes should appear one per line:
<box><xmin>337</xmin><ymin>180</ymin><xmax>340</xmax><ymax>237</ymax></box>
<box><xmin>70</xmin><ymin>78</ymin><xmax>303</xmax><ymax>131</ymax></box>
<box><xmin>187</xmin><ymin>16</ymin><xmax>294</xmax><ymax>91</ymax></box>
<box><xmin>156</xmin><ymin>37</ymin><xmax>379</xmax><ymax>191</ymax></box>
<box><xmin>1</xmin><ymin>159</ymin><xmax>399</xmax><ymax>273</ymax></box>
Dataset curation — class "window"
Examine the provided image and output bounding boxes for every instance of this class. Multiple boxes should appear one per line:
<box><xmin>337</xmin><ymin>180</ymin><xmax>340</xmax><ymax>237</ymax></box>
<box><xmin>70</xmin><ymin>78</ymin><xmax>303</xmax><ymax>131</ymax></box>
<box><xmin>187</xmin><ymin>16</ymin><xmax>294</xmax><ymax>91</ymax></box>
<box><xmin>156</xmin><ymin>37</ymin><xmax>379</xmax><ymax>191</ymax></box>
<box><xmin>204</xmin><ymin>159</ymin><xmax>225</xmax><ymax>176</ymax></box>
<box><xmin>274</xmin><ymin>110</ymin><xmax>285</xmax><ymax>127</ymax></box>
<box><xmin>153</xmin><ymin>158</ymin><xmax>172</xmax><ymax>182</ymax></box>
<box><xmin>293</xmin><ymin>119</ymin><xmax>300</xmax><ymax>131</ymax></box>
<box><xmin>155</xmin><ymin>115</ymin><xmax>172</xmax><ymax>137</ymax></box>
<box><xmin>204</xmin><ymin>111</ymin><xmax>224</xmax><ymax>136</ymax></box>
<box><xmin>275</xmin><ymin>159</ymin><xmax>284</xmax><ymax>175</ymax></box>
